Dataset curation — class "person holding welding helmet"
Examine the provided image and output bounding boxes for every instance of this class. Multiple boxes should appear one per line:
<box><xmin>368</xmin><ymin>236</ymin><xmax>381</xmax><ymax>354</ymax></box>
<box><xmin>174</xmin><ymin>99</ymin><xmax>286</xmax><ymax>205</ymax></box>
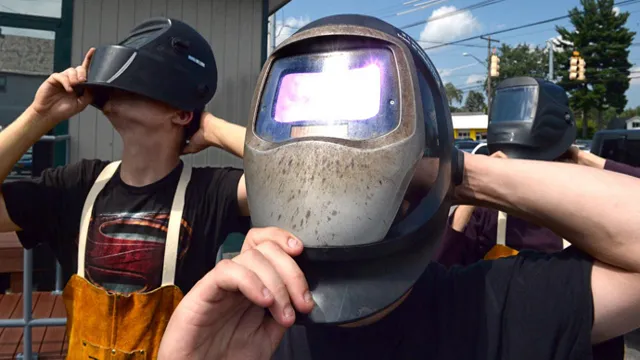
<box><xmin>154</xmin><ymin>15</ymin><xmax>640</xmax><ymax>360</ymax></box>
<box><xmin>438</xmin><ymin>77</ymin><xmax>640</xmax><ymax>269</ymax></box>
<box><xmin>435</xmin><ymin>76</ymin><xmax>640</xmax><ymax>360</ymax></box>
<box><xmin>0</xmin><ymin>17</ymin><xmax>264</xmax><ymax>358</ymax></box>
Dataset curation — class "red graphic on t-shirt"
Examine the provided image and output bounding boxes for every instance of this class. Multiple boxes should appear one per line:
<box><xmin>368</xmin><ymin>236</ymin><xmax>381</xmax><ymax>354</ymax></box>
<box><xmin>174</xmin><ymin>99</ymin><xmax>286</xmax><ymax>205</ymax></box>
<box><xmin>84</xmin><ymin>212</ymin><xmax>192</xmax><ymax>293</ymax></box>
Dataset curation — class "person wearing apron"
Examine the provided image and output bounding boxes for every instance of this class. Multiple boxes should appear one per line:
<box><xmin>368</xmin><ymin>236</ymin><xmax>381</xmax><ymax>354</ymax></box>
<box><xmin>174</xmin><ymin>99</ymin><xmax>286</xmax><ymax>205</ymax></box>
<box><xmin>0</xmin><ymin>17</ymin><xmax>253</xmax><ymax>359</ymax></box>
<box><xmin>62</xmin><ymin>160</ymin><xmax>191</xmax><ymax>359</ymax></box>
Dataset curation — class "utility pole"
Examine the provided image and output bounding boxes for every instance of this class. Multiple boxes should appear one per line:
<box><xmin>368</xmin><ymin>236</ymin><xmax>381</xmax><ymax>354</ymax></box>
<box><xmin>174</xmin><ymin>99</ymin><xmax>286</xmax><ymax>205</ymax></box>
<box><xmin>547</xmin><ymin>39</ymin><xmax>554</xmax><ymax>81</ymax></box>
<box><xmin>269</xmin><ymin>13</ymin><xmax>277</xmax><ymax>56</ymax></box>
<box><xmin>480</xmin><ymin>35</ymin><xmax>500</xmax><ymax>108</ymax></box>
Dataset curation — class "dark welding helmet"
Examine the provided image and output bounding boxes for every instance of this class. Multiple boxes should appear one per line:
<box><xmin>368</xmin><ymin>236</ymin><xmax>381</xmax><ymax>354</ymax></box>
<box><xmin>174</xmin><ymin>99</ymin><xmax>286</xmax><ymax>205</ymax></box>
<box><xmin>487</xmin><ymin>77</ymin><xmax>576</xmax><ymax>160</ymax></box>
<box><xmin>244</xmin><ymin>14</ymin><xmax>462</xmax><ymax>325</ymax></box>
<box><xmin>75</xmin><ymin>17</ymin><xmax>217</xmax><ymax>139</ymax></box>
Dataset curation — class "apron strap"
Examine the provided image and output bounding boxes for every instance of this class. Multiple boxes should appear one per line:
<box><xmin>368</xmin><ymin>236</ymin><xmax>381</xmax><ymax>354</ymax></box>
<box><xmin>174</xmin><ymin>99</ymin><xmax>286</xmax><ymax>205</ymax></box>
<box><xmin>497</xmin><ymin>211</ymin><xmax>571</xmax><ymax>250</ymax></box>
<box><xmin>77</xmin><ymin>161</ymin><xmax>122</xmax><ymax>278</ymax></box>
<box><xmin>161</xmin><ymin>163</ymin><xmax>192</xmax><ymax>286</ymax></box>
<box><xmin>497</xmin><ymin>211</ymin><xmax>508</xmax><ymax>246</ymax></box>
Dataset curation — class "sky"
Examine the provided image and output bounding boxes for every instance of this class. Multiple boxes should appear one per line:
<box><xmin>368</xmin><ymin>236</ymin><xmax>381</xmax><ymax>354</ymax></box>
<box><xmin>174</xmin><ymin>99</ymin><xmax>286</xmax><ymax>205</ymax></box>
<box><xmin>3</xmin><ymin>0</ymin><xmax>640</xmax><ymax>108</ymax></box>
<box><xmin>273</xmin><ymin>0</ymin><xmax>640</xmax><ymax>109</ymax></box>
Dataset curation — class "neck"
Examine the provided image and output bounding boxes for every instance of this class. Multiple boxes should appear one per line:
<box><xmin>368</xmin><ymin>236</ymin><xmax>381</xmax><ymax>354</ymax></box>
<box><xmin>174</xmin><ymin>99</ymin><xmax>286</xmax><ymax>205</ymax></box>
<box><xmin>119</xmin><ymin>133</ymin><xmax>181</xmax><ymax>187</ymax></box>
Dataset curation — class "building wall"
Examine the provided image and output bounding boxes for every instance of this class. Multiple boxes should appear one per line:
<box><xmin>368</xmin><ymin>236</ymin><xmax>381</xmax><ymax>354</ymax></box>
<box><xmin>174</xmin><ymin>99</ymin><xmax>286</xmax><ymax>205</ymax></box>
<box><xmin>626</xmin><ymin>117</ymin><xmax>640</xmax><ymax>130</ymax></box>
<box><xmin>68</xmin><ymin>0</ymin><xmax>265</xmax><ymax>168</ymax></box>
<box><xmin>0</xmin><ymin>34</ymin><xmax>54</xmax><ymax>129</ymax></box>
<box><xmin>454</xmin><ymin>129</ymin><xmax>487</xmax><ymax>140</ymax></box>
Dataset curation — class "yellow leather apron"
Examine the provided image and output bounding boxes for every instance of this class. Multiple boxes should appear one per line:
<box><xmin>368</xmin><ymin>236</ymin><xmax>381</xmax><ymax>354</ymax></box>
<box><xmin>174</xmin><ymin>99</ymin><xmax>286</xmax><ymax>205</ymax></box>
<box><xmin>62</xmin><ymin>160</ymin><xmax>192</xmax><ymax>359</ymax></box>
<box><xmin>484</xmin><ymin>211</ymin><xmax>571</xmax><ymax>261</ymax></box>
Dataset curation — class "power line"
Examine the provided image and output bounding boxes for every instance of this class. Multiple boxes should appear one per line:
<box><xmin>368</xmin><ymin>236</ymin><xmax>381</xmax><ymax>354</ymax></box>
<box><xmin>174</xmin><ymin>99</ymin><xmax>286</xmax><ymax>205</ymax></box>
<box><xmin>400</xmin><ymin>0</ymin><xmax>506</xmax><ymax>30</ymax></box>
<box><xmin>396</xmin><ymin>0</ymin><xmax>449</xmax><ymax>17</ymax></box>
<box><xmin>424</xmin><ymin>0</ymin><xmax>640</xmax><ymax>50</ymax></box>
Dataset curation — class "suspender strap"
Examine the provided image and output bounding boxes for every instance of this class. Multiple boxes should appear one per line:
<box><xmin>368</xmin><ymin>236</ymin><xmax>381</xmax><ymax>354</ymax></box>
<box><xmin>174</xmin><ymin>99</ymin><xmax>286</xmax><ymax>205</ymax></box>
<box><xmin>77</xmin><ymin>161</ymin><xmax>122</xmax><ymax>278</ymax></box>
<box><xmin>497</xmin><ymin>211</ymin><xmax>508</xmax><ymax>246</ymax></box>
<box><xmin>161</xmin><ymin>163</ymin><xmax>192</xmax><ymax>286</ymax></box>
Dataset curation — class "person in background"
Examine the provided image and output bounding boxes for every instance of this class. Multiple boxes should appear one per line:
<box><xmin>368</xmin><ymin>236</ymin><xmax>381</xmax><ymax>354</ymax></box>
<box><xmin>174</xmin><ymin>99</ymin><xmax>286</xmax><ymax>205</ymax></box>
<box><xmin>0</xmin><ymin>17</ymin><xmax>251</xmax><ymax>358</ymax></box>
<box><xmin>436</xmin><ymin>77</ymin><xmax>635</xmax><ymax>360</ymax></box>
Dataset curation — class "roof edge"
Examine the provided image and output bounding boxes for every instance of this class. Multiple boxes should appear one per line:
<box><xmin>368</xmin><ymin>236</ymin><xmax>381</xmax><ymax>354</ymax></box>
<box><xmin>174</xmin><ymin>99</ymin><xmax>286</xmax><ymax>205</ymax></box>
<box><xmin>269</xmin><ymin>0</ymin><xmax>291</xmax><ymax>15</ymax></box>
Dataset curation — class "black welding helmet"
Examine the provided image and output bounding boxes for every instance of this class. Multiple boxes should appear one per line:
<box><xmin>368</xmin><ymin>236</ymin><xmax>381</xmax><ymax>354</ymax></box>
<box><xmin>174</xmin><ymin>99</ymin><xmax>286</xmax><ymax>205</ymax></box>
<box><xmin>244</xmin><ymin>14</ymin><xmax>462</xmax><ymax>325</ymax></box>
<box><xmin>76</xmin><ymin>17</ymin><xmax>217</xmax><ymax>139</ymax></box>
<box><xmin>487</xmin><ymin>77</ymin><xmax>576</xmax><ymax>160</ymax></box>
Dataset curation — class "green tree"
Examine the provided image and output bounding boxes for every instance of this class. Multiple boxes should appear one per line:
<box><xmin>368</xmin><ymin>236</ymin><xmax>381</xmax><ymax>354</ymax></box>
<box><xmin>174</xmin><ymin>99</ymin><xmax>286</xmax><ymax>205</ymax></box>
<box><xmin>555</xmin><ymin>0</ymin><xmax>635</xmax><ymax>137</ymax></box>
<box><xmin>445</xmin><ymin>82</ymin><xmax>464</xmax><ymax>112</ymax></box>
<box><xmin>463</xmin><ymin>90</ymin><xmax>486</xmax><ymax>113</ymax></box>
<box><xmin>485</xmin><ymin>43</ymin><xmax>560</xmax><ymax>100</ymax></box>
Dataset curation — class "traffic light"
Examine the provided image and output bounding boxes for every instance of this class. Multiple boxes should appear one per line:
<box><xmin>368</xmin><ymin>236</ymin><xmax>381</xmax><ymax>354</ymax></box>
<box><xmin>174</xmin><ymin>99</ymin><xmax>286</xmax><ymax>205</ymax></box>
<box><xmin>577</xmin><ymin>57</ymin><xmax>586</xmax><ymax>81</ymax></box>
<box><xmin>569</xmin><ymin>51</ymin><xmax>586</xmax><ymax>81</ymax></box>
<box><xmin>490</xmin><ymin>54</ymin><xmax>500</xmax><ymax>77</ymax></box>
<box><xmin>569</xmin><ymin>51</ymin><xmax>579</xmax><ymax>80</ymax></box>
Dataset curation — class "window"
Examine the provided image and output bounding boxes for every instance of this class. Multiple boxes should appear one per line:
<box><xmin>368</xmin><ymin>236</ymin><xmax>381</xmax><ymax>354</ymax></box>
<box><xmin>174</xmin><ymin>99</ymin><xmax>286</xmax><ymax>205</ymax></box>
<box><xmin>601</xmin><ymin>138</ymin><xmax>640</xmax><ymax>167</ymax></box>
<box><xmin>632</xmin><ymin>121</ymin><xmax>640</xmax><ymax>128</ymax></box>
<box><xmin>475</xmin><ymin>132</ymin><xmax>487</xmax><ymax>140</ymax></box>
<box><xmin>457</xmin><ymin>131</ymin><xmax>470</xmax><ymax>139</ymax></box>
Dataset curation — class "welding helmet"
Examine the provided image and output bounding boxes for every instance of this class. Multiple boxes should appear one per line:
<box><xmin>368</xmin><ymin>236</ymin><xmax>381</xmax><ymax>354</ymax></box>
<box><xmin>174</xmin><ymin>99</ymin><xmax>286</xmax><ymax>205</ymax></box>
<box><xmin>76</xmin><ymin>17</ymin><xmax>217</xmax><ymax>139</ymax></box>
<box><xmin>487</xmin><ymin>77</ymin><xmax>576</xmax><ymax>160</ymax></box>
<box><xmin>244</xmin><ymin>14</ymin><xmax>463</xmax><ymax>325</ymax></box>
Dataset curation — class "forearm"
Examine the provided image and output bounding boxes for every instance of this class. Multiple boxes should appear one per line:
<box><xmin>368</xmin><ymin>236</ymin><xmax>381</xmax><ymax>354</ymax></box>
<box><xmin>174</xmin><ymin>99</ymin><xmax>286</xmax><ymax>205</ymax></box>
<box><xmin>205</xmin><ymin>114</ymin><xmax>246</xmax><ymax>158</ymax></box>
<box><xmin>0</xmin><ymin>107</ymin><xmax>54</xmax><ymax>182</ymax></box>
<box><xmin>450</xmin><ymin>205</ymin><xmax>475</xmax><ymax>232</ymax></box>
<box><xmin>455</xmin><ymin>153</ymin><xmax>640</xmax><ymax>273</ymax></box>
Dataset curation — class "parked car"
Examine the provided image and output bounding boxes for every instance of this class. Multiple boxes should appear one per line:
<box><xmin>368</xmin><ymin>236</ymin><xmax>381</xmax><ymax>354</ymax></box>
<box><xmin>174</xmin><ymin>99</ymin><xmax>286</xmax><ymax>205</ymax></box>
<box><xmin>455</xmin><ymin>140</ymin><xmax>481</xmax><ymax>153</ymax></box>
<box><xmin>472</xmin><ymin>143</ymin><xmax>490</xmax><ymax>155</ymax></box>
<box><xmin>574</xmin><ymin>139</ymin><xmax>592</xmax><ymax>153</ymax></box>
<box><xmin>13</xmin><ymin>150</ymin><xmax>32</xmax><ymax>176</ymax></box>
<box><xmin>590</xmin><ymin>129</ymin><xmax>640</xmax><ymax>167</ymax></box>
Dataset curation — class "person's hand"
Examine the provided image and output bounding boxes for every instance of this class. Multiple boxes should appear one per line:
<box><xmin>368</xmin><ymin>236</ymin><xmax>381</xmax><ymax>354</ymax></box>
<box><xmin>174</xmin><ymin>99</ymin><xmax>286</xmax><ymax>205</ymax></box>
<box><xmin>30</xmin><ymin>48</ymin><xmax>95</xmax><ymax>125</ymax></box>
<box><xmin>562</xmin><ymin>146</ymin><xmax>606</xmax><ymax>169</ymax></box>
<box><xmin>183</xmin><ymin>111</ymin><xmax>216</xmax><ymax>154</ymax></box>
<box><xmin>490</xmin><ymin>150</ymin><xmax>507</xmax><ymax>159</ymax></box>
<box><xmin>157</xmin><ymin>227</ymin><xmax>314</xmax><ymax>360</ymax></box>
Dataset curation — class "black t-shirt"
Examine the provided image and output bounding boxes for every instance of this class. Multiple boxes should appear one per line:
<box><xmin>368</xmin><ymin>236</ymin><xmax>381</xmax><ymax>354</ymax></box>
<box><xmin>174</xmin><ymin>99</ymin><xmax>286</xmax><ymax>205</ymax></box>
<box><xmin>274</xmin><ymin>248</ymin><xmax>594</xmax><ymax>360</ymax></box>
<box><xmin>2</xmin><ymin>159</ymin><xmax>249</xmax><ymax>294</ymax></box>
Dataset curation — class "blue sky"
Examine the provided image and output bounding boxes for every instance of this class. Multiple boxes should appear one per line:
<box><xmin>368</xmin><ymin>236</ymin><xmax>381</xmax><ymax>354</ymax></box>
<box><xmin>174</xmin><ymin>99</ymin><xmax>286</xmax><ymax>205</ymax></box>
<box><xmin>275</xmin><ymin>0</ymin><xmax>640</xmax><ymax>109</ymax></box>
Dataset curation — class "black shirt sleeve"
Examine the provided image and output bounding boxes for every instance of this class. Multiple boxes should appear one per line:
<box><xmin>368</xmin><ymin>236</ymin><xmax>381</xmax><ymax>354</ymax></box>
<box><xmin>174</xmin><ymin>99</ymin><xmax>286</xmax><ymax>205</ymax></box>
<box><xmin>1</xmin><ymin>159</ymin><xmax>106</xmax><ymax>250</ymax></box>
<box><xmin>438</xmin><ymin>247</ymin><xmax>595</xmax><ymax>360</ymax></box>
<box><xmin>203</xmin><ymin>167</ymin><xmax>250</xmax><ymax>235</ymax></box>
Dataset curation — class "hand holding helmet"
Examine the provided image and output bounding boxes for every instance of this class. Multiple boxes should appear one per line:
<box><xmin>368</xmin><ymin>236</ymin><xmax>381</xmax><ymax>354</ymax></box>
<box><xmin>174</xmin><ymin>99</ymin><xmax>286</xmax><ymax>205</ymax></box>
<box><xmin>157</xmin><ymin>227</ymin><xmax>313</xmax><ymax>360</ymax></box>
<box><xmin>562</xmin><ymin>146</ymin><xmax>606</xmax><ymax>169</ymax></box>
<box><xmin>29</xmin><ymin>48</ymin><xmax>96</xmax><ymax>125</ymax></box>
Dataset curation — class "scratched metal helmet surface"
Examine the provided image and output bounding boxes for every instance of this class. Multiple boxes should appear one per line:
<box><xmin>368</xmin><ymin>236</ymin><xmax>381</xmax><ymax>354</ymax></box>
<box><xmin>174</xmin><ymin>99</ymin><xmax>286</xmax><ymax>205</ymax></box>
<box><xmin>244</xmin><ymin>14</ymin><xmax>459</xmax><ymax>325</ymax></box>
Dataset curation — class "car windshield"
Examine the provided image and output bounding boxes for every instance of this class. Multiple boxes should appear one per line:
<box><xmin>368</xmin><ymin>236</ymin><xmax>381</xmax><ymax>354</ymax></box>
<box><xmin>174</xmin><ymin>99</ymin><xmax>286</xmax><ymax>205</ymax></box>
<box><xmin>456</xmin><ymin>142</ymin><xmax>478</xmax><ymax>149</ymax></box>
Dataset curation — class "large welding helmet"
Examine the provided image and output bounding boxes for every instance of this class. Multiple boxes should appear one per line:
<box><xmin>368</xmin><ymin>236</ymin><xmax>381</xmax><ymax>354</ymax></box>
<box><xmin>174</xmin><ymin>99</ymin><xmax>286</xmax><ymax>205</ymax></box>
<box><xmin>487</xmin><ymin>77</ymin><xmax>576</xmax><ymax>160</ymax></box>
<box><xmin>244</xmin><ymin>14</ymin><xmax>462</xmax><ymax>325</ymax></box>
<box><xmin>75</xmin><ymin>17</ymin><xmax>217</xmax><ymax>139</ymax></box>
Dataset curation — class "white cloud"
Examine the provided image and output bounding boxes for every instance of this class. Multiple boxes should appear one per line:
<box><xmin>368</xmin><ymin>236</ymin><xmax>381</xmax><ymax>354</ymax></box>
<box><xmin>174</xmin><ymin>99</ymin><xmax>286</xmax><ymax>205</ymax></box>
<box><xmin>613</xmin><ymin>6</ymin><xmax>620</xmax><ymax>15</ymax></box>
<box><xmin>275</xmin><ymin>16</ymin><xmax>311</xmax><ymax>46</ymax></box>
<box><xmin>630</xmin><ymin>66</ymin><xmax>640</xmax><ymax>85</ymax></box>
<box><xmin>466</xmin><ymin>74</ymin><xmax>485</xmax><ymax>85</ymax></box>
<box><xmin>0</xmin><ymin>0</ymin><xmax>60</xmax><ymax>39</ymax></box>
<box><xmin>419</xmin><ymin>6</ymin><xmax>481</xmax><ymax>45</ymax></box>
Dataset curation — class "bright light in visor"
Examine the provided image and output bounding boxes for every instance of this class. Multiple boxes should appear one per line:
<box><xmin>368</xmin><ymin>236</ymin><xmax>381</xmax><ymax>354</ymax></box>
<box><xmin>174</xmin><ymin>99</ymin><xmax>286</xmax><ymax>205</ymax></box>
<box><xmin>274</xmin><ymin>63</ymin><xmax>382</xmax><ymax>123</ymax></box>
